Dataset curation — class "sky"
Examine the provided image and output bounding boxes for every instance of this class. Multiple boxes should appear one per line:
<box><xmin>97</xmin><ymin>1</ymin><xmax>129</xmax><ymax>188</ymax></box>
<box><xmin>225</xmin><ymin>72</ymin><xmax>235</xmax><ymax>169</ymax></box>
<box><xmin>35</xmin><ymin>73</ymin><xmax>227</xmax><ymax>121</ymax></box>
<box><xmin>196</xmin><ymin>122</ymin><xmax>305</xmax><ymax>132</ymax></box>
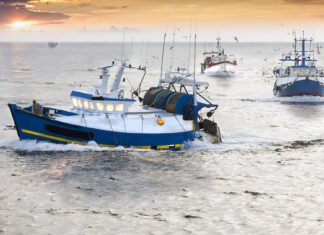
<box><xmin>1</xmin><ymin>0</ymin><xmax>324</xmax><ymax>42</ymax></box>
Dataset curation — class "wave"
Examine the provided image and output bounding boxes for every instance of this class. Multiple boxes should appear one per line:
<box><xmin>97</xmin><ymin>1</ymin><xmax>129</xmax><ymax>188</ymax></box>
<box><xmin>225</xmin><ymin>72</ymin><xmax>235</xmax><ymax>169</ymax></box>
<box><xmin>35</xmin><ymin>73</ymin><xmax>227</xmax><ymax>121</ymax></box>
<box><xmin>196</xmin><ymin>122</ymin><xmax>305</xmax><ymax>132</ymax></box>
<box><xmin>2</xmin><ymin>133</ymin><xmax>321</xmax><ymax>154</ymax></box>
<box><xmin>240</xmin><ymin>96</ymin><xmax>324</xmax><ymax>104</ymax></box>
<box><xmin>0</xmin><ymin>140</ymin><xmax>131</xmax><ymax>153</ymax></box>
<box><xmin>0</xmin><ymin>132</ymin><xmax>272</xmax><ymax>154</ymax></box>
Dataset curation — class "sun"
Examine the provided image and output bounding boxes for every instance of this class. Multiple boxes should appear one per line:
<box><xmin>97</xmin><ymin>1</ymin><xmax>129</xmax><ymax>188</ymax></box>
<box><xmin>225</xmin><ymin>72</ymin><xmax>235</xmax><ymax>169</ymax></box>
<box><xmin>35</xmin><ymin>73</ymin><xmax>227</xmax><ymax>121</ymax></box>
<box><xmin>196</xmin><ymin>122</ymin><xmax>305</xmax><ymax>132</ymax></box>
<box><xmin>10</xmin><ymin>21</ymin><xmax>34</xmax><ymax>30</ymax></box>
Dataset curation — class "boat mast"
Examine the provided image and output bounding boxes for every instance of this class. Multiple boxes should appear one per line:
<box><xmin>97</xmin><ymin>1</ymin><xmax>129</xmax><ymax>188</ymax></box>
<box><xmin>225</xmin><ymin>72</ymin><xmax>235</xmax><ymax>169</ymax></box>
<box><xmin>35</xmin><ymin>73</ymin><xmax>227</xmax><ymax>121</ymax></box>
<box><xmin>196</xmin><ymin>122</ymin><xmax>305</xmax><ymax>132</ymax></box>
<box><xmin>301</xmin><ymin>31</ymin><xmax>306</xmax><ymax>67</ymax></box>
<box><xmin>121</xmin><ymin>31</ymin><xmax>125</xmax><ymax>59</ymax></box>
<box><xmin>187</xmin><ymin>19</ymin><xmax>192</xmax><ymax>73</ymax></box>
<box><xmin>110</xmin><ymin>60</ymin><xmax>126</xmax><ymax>97</ymax></box>
<box><xmin>169</xmin><ymin>23</ymin><xmax>176</xmax><ymax>71</ymax></box>
<box><xmin>158</xmin><ymin>33</ymin><xmax>167</xmax><ymax>87</ymax></box>
<box><xmin>216</xmin><ymin>37</ymin><xmax>221</xmax><ymax>53</ymax></box>
<box><xmin>129</xmin><ymin>36</ymin><xmax>134</xmax><ymax>61</ymax></box>
<box><xmin>99</xmin><ymin>66</ymin><xmax>111</xmax><ymax>95</ymax></box>
<box><xmin>294</xmin><ymin>32</ymin><xmax>298</xmax><ymax>66</ymax></box>
<box><xmin>193</xmin><ymin>34</ymin><xmax>197</xmax><ymax>107</ymax></box>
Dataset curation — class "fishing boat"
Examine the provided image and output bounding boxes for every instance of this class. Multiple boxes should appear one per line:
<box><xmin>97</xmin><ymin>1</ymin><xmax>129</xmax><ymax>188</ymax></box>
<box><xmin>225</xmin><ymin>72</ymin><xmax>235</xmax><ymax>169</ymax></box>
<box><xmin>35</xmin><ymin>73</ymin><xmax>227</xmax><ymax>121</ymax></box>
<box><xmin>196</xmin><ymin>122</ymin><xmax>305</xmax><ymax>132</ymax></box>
<box><xmin>273</xmin><ymin>32</ymin><xmax>324</xmax><ymax>97</ymax></box>
<box><xmin>8</xmin><ymin>35</ymin><xmax>221</xmax><ymax>150</ymax></box>
<box><xmin>201</xmin><ymin>38</ymin><xmax>237</xmax><ymax>77</ymax></box>
<box><xmin>48</xmin><ymin>41</ymin><xmax>58</xmax><ymax>48</ymax></box>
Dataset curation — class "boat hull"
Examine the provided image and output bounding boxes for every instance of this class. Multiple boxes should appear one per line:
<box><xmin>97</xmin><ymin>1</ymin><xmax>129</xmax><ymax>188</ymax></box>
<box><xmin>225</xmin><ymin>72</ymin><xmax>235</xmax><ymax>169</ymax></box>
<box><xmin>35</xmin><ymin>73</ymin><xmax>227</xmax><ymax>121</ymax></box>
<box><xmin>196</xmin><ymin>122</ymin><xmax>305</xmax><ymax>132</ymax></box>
<box><xmin>205</xmin><ymin>69</ymin><xmax>235</xmax><ymax>78</ymax></box>
<box><xmin>8</xmin><ymin>104</ymin><xmax>196</xmax><ymax>150</ymax></box>
<box><xmin>203</xmin><ymin>63</ymin><xmax>235</xmax><ymax>78</ymax></box>
<box><xmin>274</xmin><ymin>78</ymin><xmax>324</xmax><ymax>97</ymax></box>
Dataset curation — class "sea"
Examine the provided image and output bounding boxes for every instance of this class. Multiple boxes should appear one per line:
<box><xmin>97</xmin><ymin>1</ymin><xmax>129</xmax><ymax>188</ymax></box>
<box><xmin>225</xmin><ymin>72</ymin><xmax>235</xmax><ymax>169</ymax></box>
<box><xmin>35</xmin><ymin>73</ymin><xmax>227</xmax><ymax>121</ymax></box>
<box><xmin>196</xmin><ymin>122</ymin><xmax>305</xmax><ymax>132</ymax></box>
<box><xmin>0</xmin><ymin>42</ymin><xmax>324</xmax><ymax>234</ymax></box>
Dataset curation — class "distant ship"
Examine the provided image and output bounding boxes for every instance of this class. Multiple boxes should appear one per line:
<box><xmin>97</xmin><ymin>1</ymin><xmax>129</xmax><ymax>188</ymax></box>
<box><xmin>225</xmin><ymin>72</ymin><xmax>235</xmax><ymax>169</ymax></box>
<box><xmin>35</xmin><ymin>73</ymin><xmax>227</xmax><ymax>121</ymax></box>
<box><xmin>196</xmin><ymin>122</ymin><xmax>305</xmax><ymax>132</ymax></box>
<box><xmin>48</xmin><ymin>41</ymin><xmax>58</xmax><ymax>48</ymax></box>
<box><xmin>201</xmin><ymin>38</ymin><xmax>237</xmax><ymax>77</ymax></box>
<box><xmin>273</xmin><ymin>33</ymin><xmax>324</xmax><ymax>97</ymax></box>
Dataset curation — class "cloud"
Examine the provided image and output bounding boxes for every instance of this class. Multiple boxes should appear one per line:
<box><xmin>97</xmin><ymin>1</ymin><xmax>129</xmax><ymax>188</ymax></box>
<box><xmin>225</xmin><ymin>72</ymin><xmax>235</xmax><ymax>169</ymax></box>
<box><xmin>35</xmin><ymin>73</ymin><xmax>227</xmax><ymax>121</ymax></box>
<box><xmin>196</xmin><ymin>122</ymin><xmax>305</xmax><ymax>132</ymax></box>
<box><xmin>283</xmin><ymin>0</ymin><xmax>324</xmax><ymax>4</ymax></box>
<box><xmin>0</xmin><ymin>0</ymin><xmax>30</xmax><ymax>3</ymax></box>
<box><xmin>0</xmin><ymin>0</ymin><xmax>70</xmax><ymax>25</ymax></box>
<box><xmin>108</xmin><ymin>25</ymin><xmax>140</xmax><ymax>33</ymax></box>
<box><xmin>80</xmin><ymin>25</ymin><xmax>141</xmax><ymax>33</ymax></box>
<box><xmin>78</xmin><ymin>3</ymin><xmax>92</xmax><ymax>8</ymax></box>
<box><xmin>37</xmin><ymin>21</ymin><xmax>65</xmax><ymax>25</ymax></box>
<box><xmin>102</xmin><ymin>5</ymin><xmax>129</xmax><ymax>10</ymax></box>
<box><xmin>103</xmin><ymin>6</ymin><xmax>117</xmax><ymax>10</ymax></box>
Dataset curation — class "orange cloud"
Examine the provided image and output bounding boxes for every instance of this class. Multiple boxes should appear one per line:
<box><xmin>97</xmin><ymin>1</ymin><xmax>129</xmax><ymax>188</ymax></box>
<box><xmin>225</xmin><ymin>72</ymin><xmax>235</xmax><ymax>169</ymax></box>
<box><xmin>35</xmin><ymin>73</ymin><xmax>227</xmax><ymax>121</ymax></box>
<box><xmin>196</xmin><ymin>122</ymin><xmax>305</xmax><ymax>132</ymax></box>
<box><xmin>0</xmin><ymin>0</ymin><xmax>70</xmax><ymax>25</ymax></box>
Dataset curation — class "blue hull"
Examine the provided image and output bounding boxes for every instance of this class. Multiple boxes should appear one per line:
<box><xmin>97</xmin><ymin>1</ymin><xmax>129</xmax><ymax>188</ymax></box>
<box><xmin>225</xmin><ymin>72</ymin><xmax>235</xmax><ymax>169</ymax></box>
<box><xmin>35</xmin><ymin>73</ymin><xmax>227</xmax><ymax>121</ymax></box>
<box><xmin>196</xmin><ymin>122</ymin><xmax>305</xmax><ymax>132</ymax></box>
<box><xmin>274</xmin><ymin>79</ymin><xmax>324</xmax><ymax>97</ymax></box>
<box><xmin>8</xmin><ymin>104</ymin><xmax>196</xmax><ymax>150</ymax></box>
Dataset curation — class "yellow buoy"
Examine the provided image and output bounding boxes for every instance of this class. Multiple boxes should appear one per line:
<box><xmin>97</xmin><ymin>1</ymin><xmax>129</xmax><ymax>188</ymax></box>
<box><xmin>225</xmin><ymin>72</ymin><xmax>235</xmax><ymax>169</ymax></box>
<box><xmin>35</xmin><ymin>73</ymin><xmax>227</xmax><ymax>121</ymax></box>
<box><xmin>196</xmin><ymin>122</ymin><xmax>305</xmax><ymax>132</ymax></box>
<box><xmin>157</xmin><ymin>118</ymin><xmax>165</xmax><ymax>126</ymax></box>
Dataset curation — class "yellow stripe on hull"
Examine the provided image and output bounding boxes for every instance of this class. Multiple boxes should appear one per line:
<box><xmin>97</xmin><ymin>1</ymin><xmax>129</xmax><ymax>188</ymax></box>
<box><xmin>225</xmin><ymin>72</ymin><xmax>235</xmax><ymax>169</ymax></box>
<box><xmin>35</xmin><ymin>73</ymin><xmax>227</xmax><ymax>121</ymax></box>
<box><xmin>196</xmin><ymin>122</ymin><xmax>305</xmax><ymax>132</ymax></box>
<box><xmin>21</xmin><ymin>129</ymin><xmax>183</xmax><ymax>150</ymax></box>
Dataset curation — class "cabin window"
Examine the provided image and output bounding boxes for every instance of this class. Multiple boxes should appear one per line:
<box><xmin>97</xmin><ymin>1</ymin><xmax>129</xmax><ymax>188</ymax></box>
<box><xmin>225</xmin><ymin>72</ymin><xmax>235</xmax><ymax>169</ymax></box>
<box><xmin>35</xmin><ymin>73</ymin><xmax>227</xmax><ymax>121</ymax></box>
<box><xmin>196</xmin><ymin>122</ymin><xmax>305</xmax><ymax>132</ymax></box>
<box><xmin>115</xmin><ymin>103</ymin><xmax>124</xmax><ymax>112</ymax></box>
<box><xmin>77</xmin><ymin>99</ymin><xmax>83</xmax><ymax>108</ymax></box>
<box><xmin>96</xmin><ymin>102</ymin><xmax>104</xmax><ymax>111</ymax></box>
<box><xmin>106</xmin><ymin>103</ymin><xmax>114</xmax><ymax>112</ymax></box>
<box><xmin>72</xmin><ymin>98</ymin><xmax>78</xmax><ymax>107</ymax></box>
<box><xmin>83</xmin><ymin>100</ymin><xmax>89</xmax><ymax>109</ymax></box>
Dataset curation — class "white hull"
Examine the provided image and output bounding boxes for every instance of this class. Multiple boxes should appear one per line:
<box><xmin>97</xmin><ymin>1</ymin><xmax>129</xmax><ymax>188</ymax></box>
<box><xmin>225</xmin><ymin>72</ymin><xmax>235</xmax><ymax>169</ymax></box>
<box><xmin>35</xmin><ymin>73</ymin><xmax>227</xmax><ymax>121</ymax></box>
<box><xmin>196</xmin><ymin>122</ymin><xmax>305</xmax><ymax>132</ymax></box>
<box><xmin>204</xmin><ymin>64</ymin><xmax>235</xmax><ymax>78</ymax></box>
<box><xmin>56</xmin><ymin>109</ymin><xmax>194</xmax><ymax>134</ymax></box>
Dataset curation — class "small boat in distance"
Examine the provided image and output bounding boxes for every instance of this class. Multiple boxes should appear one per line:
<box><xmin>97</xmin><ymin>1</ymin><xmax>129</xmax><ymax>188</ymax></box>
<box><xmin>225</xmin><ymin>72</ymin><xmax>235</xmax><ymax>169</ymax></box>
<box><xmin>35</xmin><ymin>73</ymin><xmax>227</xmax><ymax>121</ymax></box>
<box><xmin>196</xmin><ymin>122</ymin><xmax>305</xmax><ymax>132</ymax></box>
<box><xmin>201</xmin><ymin>37</ymin><xmax>237</xmax><ymax>77</ymax></box>
<box><xmin>48</xmin><ymin>41</ymin><xmax>58</xmax><ymax>48</ymax></box>
<box><xmin>273</xmin><ymin>32</ymin><xmax>324</xmax><ymax>97</ymax></box>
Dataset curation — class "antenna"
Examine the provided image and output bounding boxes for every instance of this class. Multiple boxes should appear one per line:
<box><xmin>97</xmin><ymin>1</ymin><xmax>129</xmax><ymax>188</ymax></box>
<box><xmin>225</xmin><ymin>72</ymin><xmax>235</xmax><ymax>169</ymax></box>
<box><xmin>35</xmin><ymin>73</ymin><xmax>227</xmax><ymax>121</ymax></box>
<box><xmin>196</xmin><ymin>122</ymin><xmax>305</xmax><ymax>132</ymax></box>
<box><xmin>129</xmin><ymin>36</ymin><xmax>134</xmax><ymax>61</ymax></box>
<box><xmin>145</xmin><ymin>42</ymin><xmax>150</xmax><ymax>68</ymax></box>
<box><xmin>170</xmin><ymin>22</ymin><xmax>176</xmax><ymax>71</ymax></box>
<box><xmin>159</xmin><ymin>33</ymin><xmax>167</xmax><ymax>87</ymax></box>
<box><xmin>139</xmin><ymin>39</ymin><xmax>144</xmax><ymax>66</ymax></box>
<box><xmin>216</xmin><ymin>37</ymin><xmax>221</xmax><ymax>52</ymax></box>
<box><xmin>193</xmin><ymin>34</ymin><xmax>197</xmax><ymax>107</ymax></box>
<box><xmin>121</xmin><ymin>31</ymin><xmax>125</xmax><ymax>59</ymax></box>
<box><xmin>302</xmin><ymin>30</ymin><xmax>306</xmax><ymax>66</ymax></box>
<box><xmin>187</xmin><ymin>18</ymin><xmax>192</xmax><ymax>73</ymax></box>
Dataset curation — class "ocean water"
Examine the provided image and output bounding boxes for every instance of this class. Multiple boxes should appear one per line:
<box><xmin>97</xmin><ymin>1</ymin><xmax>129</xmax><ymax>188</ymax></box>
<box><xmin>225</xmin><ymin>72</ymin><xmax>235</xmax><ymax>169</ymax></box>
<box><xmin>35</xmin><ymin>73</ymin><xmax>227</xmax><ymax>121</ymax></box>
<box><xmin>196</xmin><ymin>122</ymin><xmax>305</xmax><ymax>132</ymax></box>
<box><xmin>0</xmin><ymin>42</ymin><xmax>324</xmax><ymax>234</ymax></box>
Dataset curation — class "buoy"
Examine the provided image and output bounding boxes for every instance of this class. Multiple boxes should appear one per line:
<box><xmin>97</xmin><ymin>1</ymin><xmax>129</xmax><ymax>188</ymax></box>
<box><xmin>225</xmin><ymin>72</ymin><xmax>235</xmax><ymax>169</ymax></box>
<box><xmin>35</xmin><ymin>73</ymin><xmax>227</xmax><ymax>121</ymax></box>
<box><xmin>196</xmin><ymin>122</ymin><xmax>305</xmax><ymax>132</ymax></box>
<box><xmin>157</xmin><ymin>118</ymin><xmax>165</xmax><ymax>126</ymax></box>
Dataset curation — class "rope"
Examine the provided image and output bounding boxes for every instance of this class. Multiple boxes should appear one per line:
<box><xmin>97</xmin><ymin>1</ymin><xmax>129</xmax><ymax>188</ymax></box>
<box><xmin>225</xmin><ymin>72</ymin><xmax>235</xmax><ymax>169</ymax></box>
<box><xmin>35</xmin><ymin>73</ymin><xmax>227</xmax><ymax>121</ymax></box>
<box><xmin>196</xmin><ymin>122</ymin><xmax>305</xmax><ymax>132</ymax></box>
<box><xmin>122</xmin><ymin>114</ymin><xmax>128</xmax><ymax>146</ymax></box>
<box><xmin>133</xmin><ymin>69</ymin><xmax>147</xmax><ymax>100</ymax></box>
<box><xmin>106</xmin><ymin>114</ymin><xmax>118</xmax><ymax>146</ymax></box>
<box><xmin>174</xmin><ymin>115</ymin><xmax>186</xmax><ymax>132</ymax></box>
<box><xmin>174</xmin><ymin>114</ymin><xmax>193</xmax><ymax>141</ymax></box>
<box><xmin>81</xmin><ymin>114</ymin><xmax>92</xmax><ymax>142</ymax></box>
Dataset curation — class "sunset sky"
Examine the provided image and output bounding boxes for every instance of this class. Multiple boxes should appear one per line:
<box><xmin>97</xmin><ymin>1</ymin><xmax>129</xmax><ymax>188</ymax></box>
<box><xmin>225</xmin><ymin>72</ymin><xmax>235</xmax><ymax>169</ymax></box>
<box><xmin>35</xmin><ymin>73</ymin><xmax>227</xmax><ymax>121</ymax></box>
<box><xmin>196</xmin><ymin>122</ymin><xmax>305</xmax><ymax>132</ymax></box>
<box><xmin>1</xmin><ymin>0</ymin><xmax>324</xmax><ymax>42</ymax></box>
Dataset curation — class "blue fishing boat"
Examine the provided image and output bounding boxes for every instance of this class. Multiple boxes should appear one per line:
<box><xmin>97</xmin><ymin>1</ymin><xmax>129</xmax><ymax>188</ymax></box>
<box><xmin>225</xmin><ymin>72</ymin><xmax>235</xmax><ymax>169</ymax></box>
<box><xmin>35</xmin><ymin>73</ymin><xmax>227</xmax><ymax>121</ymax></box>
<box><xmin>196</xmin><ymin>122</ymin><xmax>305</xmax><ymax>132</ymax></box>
<box><xmin>8</xmin><ymin>35</ymin><xmax>221</xmax><ymax>150</ymax></box>
<box><xmin>273</xmin><ymin>32</ymin><xmax>324</xmax><ymax>97</ymax></box>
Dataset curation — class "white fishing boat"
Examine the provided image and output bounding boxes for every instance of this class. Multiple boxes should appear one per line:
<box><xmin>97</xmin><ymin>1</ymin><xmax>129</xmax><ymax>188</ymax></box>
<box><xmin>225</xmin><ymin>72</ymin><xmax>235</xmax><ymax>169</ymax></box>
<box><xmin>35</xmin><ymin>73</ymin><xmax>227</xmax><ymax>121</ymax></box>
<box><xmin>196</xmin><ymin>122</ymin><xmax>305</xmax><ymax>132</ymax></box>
<box><xmin>201</xmin><ymin>38</ymin><xmax>237</xmax><ymax>77</ymax></box>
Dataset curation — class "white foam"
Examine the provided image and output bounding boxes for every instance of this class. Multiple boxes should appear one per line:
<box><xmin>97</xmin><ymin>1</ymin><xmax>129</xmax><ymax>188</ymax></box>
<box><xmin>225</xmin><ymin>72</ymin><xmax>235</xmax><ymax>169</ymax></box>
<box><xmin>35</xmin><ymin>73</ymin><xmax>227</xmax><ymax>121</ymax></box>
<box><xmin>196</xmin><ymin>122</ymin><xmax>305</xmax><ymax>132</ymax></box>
<box><xmin>273</xmin><ymin>96</ymin><xmax>324</xmax><ymax>103</ymax></box>
<box><xmin>0</xmin><ymin>140</ymin><xmax>134</xmax><ymax>153</ymax></box>
<box><xmin>0</xmin><ymin>134</ymin><xmax>271</xmax><ymax>153</ymax></box>
<box><xmin>241</xmin><ymin>96</ymin><xmax>324</xmax><ymax>104</ymax></box>
<box><xmin>181</xmin><ymin>132</ymin><xmax>274</xmax><ymax>153</ymax></box>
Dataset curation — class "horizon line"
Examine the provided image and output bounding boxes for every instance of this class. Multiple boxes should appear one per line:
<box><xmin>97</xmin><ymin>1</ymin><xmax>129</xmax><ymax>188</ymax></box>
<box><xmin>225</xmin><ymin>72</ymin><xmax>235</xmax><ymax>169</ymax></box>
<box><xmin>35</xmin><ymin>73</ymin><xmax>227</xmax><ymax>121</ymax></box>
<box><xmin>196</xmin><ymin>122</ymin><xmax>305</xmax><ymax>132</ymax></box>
<box><xmin>0</xmin><ymin>41</ymin><xmax>319</xmax><ymax>43</ymax></box>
